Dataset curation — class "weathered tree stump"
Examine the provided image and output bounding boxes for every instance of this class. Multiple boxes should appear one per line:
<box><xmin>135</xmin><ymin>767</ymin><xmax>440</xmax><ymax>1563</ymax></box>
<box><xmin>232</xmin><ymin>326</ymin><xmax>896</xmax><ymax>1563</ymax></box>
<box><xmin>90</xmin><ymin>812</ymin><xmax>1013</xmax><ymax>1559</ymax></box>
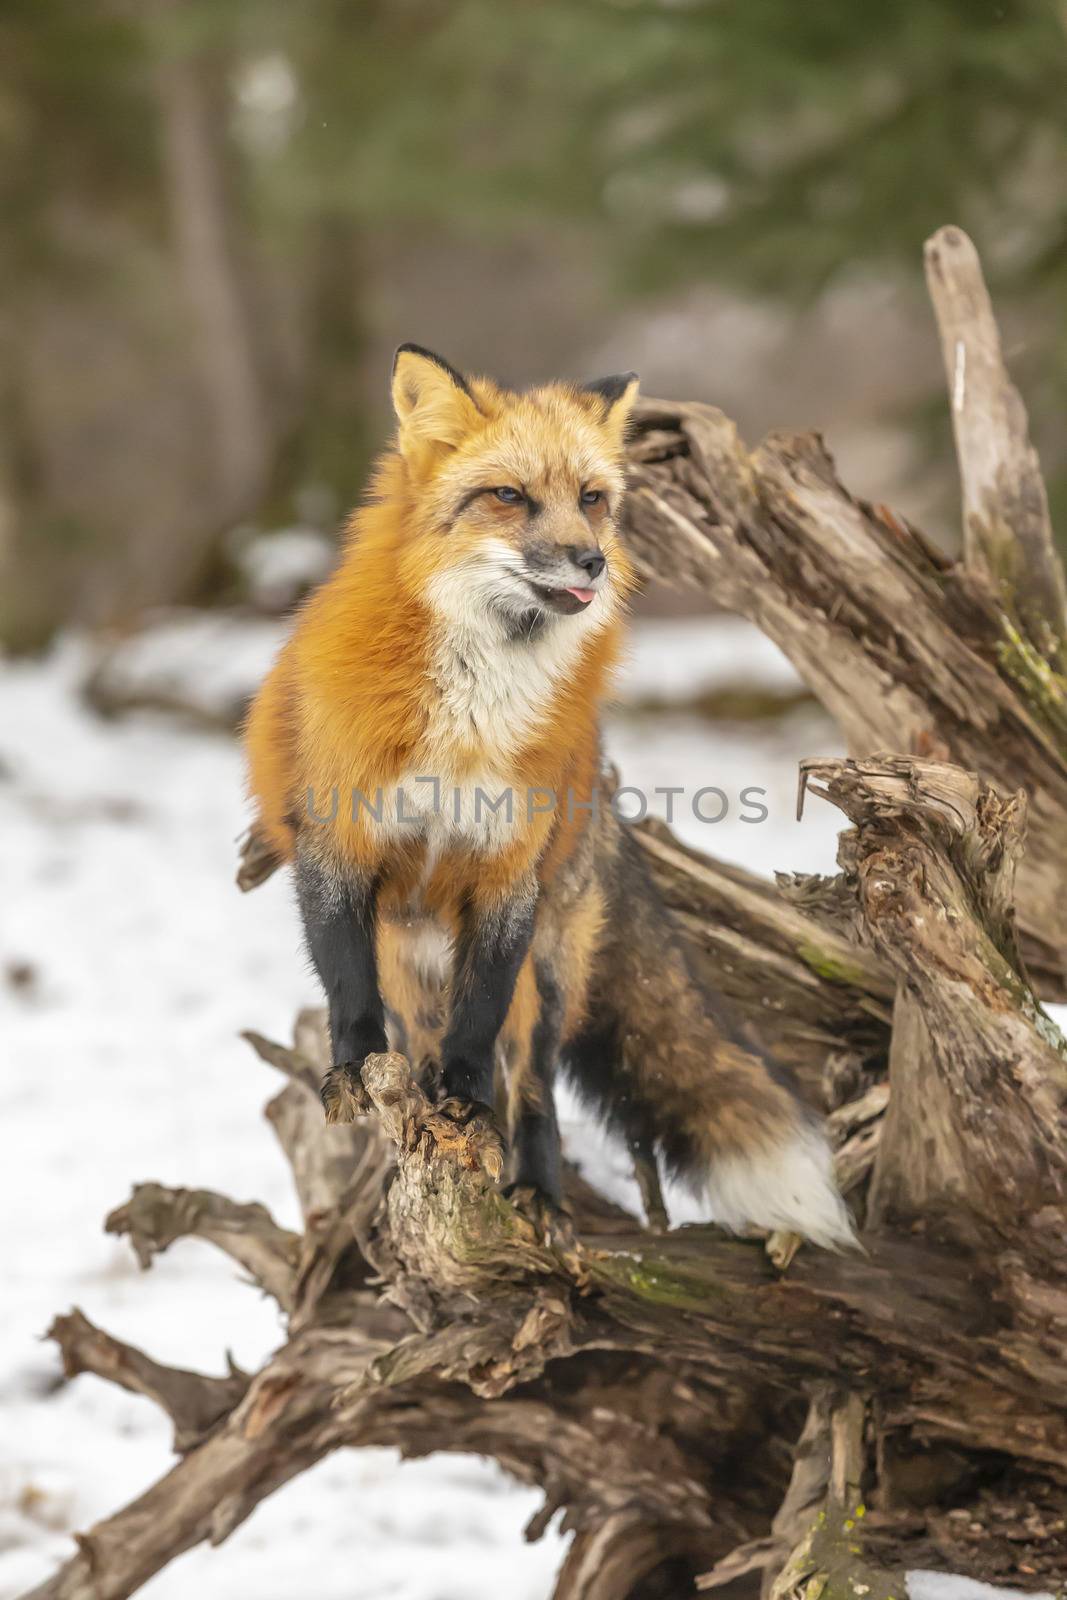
<box><xmin>622</xmin><ymin>230</ymin><xmax>1067</xmax><ymax>999</ymax></box>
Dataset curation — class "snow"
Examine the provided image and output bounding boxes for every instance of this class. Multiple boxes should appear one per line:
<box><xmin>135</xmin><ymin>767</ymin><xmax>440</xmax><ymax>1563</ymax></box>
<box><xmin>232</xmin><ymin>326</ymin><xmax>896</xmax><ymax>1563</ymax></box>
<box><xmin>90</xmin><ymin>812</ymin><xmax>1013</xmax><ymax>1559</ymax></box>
<box><xmin>0</xmin><ymin>623</ymin><xmax>1052</xmax><ymax>1600</ymax></box>
<box><xmin>86</xmin><ymin>610</ymin><xmax>286</xmax><ymax>727</ymax></box>
<box><xmin>910</xmin><ymin>1575</ymin><xmax>1055</xmax><ymax>1600</ymax></box>
<box><xmin>232</xmin><ymin>527</ymin><xmax>335</xmax><ymax>612</ymax></box>
<box><xmin>617</xmin><ymin>613</ymin><xmax>806</xmax><ymax>700</ymax></box>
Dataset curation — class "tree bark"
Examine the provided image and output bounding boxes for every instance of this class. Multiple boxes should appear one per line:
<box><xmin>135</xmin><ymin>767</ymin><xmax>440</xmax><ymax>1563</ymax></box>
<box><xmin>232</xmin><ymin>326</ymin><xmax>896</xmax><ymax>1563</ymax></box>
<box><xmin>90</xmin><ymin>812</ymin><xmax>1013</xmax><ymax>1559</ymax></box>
<box><xmin>924</xmin><ymin>224</ymin><xmax>1067</xmax><ymax>666</ymax></box>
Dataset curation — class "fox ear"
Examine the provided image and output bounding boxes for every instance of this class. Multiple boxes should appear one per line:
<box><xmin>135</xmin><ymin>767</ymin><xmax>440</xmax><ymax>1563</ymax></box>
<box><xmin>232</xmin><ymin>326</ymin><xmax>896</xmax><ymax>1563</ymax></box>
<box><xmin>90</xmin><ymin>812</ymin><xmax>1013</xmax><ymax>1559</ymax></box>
<box><xmin>583</xmin><ymin>371</ymin><xmax>640</xmax><ymax>445</ymax></box>
<box><xmin>391</xmin><ymin>344</ymin><xmax>482</xmax><ymax>460</ymax></box>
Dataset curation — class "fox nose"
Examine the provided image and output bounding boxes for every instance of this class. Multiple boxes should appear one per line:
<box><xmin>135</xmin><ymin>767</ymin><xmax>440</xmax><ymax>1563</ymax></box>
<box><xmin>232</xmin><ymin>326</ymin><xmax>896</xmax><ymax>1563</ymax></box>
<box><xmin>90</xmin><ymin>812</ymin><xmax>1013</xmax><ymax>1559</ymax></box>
<box><xmin>569</xmin><ymin>546</ymin><xmax>606</xmax><ymax>580</ymax></box>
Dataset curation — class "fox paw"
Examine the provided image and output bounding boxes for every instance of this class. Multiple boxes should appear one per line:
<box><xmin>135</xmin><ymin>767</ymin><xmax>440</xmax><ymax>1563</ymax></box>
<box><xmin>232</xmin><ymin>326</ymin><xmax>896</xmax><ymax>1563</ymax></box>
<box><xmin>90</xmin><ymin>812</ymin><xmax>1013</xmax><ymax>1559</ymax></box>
<box><xmin>428</xmin><ymin>1097</ymin><xmax>505</xmax><ymax>1182</ymax></box>
<box><xmin>320</xmin><ymin>1063</ymin><xmax>372</xmax><ymax>1124</ymax></box>
<box><xmin>504</xmin><ymin>1183</ymin><xmax>575</xmax><ymax>1251</ymax></box>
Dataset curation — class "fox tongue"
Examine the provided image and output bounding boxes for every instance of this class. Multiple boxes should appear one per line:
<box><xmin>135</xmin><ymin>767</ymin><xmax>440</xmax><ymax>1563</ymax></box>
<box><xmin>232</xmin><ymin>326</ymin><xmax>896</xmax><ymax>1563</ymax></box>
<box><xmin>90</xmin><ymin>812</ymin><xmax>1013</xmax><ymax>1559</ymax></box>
<box><xmin>566</xmin><ymin>587</ymin><xmax>596</xmax><ymax>604</ymax></box>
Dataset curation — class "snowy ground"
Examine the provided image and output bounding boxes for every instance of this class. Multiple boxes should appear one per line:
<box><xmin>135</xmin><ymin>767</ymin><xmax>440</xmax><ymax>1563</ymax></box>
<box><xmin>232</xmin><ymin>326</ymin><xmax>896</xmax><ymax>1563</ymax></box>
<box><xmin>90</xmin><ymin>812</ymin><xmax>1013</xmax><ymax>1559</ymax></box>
<box><xmin>0</xmin><ymin>620</ymin><xmax>1056</xmax><ymax>1600</ymax></box>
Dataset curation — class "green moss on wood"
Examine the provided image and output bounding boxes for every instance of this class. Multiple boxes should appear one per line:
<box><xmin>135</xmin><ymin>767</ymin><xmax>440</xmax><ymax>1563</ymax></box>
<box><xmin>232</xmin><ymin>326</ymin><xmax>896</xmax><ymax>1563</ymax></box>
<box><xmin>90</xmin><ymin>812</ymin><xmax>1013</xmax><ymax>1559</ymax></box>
<box><xmin>796</xmin><ymin>941</ymin><xmax>873</xmax><ymax>989</ymax></box>
<box><xmin>978</xmin><ymin>937</ymin><xmax>1067</xmax><ymax>1069</ymax></box>
<box><xmin>995</xmin><ymin>618</ymin><xmax>1067</xmax><ymax>743</ymax></box>
<box><xmin>589</xmin><ymin>1250</ymin><xmax>724</xmax><ymax>1311</ymax></box>
<box><xmin>773</xmin><ymin>1500</ymin><xmax>904</xmax><ymax>1600</ymax></box>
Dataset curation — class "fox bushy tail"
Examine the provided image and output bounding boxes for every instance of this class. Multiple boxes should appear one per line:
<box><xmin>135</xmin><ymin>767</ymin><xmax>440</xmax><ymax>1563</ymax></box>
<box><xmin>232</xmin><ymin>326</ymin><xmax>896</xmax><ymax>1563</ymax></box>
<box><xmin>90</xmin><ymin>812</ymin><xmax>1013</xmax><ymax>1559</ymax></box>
<box><xmin>562</xmin><ymin>824</ymin><xmax>855</xmax><ymax>1248</ymax></box>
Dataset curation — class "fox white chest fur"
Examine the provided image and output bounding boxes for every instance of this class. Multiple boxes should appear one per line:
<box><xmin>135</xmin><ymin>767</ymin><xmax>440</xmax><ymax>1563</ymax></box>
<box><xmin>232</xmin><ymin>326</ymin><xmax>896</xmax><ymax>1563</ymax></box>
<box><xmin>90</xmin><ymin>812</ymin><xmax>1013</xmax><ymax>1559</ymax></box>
<box><xmin>425</xmin><ymin>552</ymin><xmax>606</xmax><ymax>753</ymax></box>
<box><xmin>377</xmin><ymin>594</ymin><xmax>605</xmax><ymax>858</ymax></box>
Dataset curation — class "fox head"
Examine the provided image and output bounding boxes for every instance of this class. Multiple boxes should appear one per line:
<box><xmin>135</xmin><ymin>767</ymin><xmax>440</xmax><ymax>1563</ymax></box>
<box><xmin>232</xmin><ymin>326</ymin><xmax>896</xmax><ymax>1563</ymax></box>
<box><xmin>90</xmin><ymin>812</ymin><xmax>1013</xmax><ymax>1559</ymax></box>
<box><xmin>388</xmin><ymin>344</ymin><xmax>639</xmax><ymax>633</ymax></box>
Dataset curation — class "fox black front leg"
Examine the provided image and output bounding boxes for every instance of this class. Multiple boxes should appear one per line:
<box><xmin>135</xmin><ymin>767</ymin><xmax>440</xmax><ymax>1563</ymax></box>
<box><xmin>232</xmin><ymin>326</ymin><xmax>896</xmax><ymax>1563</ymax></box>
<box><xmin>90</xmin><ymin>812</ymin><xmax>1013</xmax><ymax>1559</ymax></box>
<box><xmin>295</xmin><ymin>848</ymin><xmax>387</xmax><ymax>1120</ymax></box>
<box><xmin>509</xmin><ymin>961</ymin><xmax>565</xmax><ymax>1205</ymax></box>
<box><xmin>440</xmin><ymin>889</ymin><xmax>536</xmax><ymax>1119</ymax></box>
<box><xmin>503</xmin><ymin>959</ymin><xmax>579</xmax><ymax>1249</ymax></box>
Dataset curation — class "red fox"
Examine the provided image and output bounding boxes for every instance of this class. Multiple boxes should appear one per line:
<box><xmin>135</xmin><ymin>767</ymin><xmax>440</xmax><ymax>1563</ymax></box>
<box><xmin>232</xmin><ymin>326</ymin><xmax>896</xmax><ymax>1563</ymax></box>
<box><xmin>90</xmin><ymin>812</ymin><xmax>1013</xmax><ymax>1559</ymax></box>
<box><xmin>243</xmin><ymin>344</ymin><xmax>854</xmax><ymax>1247</ymax></box>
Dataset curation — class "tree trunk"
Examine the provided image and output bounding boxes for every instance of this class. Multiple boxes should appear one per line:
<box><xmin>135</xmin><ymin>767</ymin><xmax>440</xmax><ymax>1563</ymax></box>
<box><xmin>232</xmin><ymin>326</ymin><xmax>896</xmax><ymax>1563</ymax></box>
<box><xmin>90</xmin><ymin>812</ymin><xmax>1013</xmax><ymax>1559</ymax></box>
<box><xmin>153</xmin><ymin>0</ymin><xmax>273</xmax><ymax>542</ymax></box>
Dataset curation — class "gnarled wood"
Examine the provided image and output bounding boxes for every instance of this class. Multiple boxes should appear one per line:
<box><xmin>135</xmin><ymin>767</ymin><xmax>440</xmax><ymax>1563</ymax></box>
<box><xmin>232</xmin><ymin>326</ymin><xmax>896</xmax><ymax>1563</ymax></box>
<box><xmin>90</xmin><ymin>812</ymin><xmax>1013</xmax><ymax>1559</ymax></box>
<box><xmin>799</xmin><ymin>755</ymin><xmax>1067</xmax><ymax>1239</ymax></box>
<box><xmin>105</xmin><ymin>1184</ymin><xmax>300</xmax><ymax>1310</ymax></box>
<box><xmin>623</xmin><ymin>403</ymin><xmax>1067</xmax><ymax>999</ymax></box>
<box><xmin>924</xmin><ymin>223</ymin><xmax>1067</xmax><ymax>666</ymax></box>
<box><xmin>48</xmin><ymin>1309</ymin><xmax>250</xmax><ymax>1454</ymax></box>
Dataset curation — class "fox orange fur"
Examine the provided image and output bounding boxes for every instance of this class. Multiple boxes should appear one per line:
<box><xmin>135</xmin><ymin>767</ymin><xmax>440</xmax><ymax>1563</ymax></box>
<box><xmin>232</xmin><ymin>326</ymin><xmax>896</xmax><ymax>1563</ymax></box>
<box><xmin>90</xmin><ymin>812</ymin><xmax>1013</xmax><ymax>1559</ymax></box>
<box><xmin>244</xmin><ymin>346</ymin><xmax>853</xmax><ymax>1246</ymax></box>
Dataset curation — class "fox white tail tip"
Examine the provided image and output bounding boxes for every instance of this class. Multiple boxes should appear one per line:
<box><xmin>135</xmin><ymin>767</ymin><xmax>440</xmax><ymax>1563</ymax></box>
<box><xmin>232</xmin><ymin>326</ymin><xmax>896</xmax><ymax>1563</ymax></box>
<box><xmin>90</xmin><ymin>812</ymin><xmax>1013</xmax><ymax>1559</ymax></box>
<box><xmin>705</xmin><ymin>1125</ymin><xmax>857</xmax><ymax>1250</ymax></box>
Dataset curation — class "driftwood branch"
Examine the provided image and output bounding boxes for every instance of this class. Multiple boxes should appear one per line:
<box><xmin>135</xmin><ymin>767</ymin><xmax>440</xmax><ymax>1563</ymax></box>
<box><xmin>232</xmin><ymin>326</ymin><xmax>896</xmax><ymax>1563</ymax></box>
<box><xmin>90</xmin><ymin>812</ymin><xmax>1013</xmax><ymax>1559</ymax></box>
<box><xmin>105</xmin><ymin>1184</ymin><xmax>300</xmax><ymax>1310</ymax></box>
<box><xmin>23</xmin><ymin>1322</ymin><xmax>387</xmax><ymax>1600</ymax></box>
<box><xmin>766</xmin><ymin>1394</ymin><xmax>908</xmax><ymax>1600</ymax></box>
<box><xmin>48</xmin><ymin>1309</ymin><xmax>250</xmax><ymax>1454</ymax></box>
<box><xmin>924</xmin><ymin>223</ymin><xmax>1067</xmax><ymax>664</ymax></box>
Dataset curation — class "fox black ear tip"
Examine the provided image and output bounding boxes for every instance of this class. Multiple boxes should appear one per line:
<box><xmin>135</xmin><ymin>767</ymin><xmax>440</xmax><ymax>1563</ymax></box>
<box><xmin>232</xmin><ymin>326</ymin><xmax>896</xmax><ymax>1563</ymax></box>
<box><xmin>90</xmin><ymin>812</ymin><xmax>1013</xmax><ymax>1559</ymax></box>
<box><xmin>584</xmin><ymin>371</ymin><xmax>640</xmax><ymax>406</ymax></box>
<box><xmin>391</xmin><ymin>343</ymin><xmax>473</xmax><ymax>397</ymax></box>
<box><xmin>392</xmin><ymin>342</ymin><xmax>433</xmax><ymax>374</ymax></box>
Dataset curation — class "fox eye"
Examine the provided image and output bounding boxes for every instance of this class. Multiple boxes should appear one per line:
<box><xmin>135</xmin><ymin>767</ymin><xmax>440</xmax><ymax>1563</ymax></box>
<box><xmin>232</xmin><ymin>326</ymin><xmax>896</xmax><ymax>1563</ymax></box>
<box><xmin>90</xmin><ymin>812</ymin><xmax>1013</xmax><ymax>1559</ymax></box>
<box><xmin>493</xmin><ymin>486</ymin><xmax>523</xmax><ymax>504</ymax></box>
<box><xmin>580</xmin><ymin>488</ymin><xmax>604</xmax><ymax>507</ymax></box>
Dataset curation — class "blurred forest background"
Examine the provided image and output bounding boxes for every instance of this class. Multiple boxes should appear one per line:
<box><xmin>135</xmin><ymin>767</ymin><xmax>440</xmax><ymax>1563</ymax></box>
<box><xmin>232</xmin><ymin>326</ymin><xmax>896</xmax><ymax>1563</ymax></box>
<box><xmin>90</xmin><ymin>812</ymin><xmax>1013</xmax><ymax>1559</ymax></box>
<box><xmin>4</xmin><ymin>0</ymin><xmax>1067</xmax><ymax>650</ymax></box>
